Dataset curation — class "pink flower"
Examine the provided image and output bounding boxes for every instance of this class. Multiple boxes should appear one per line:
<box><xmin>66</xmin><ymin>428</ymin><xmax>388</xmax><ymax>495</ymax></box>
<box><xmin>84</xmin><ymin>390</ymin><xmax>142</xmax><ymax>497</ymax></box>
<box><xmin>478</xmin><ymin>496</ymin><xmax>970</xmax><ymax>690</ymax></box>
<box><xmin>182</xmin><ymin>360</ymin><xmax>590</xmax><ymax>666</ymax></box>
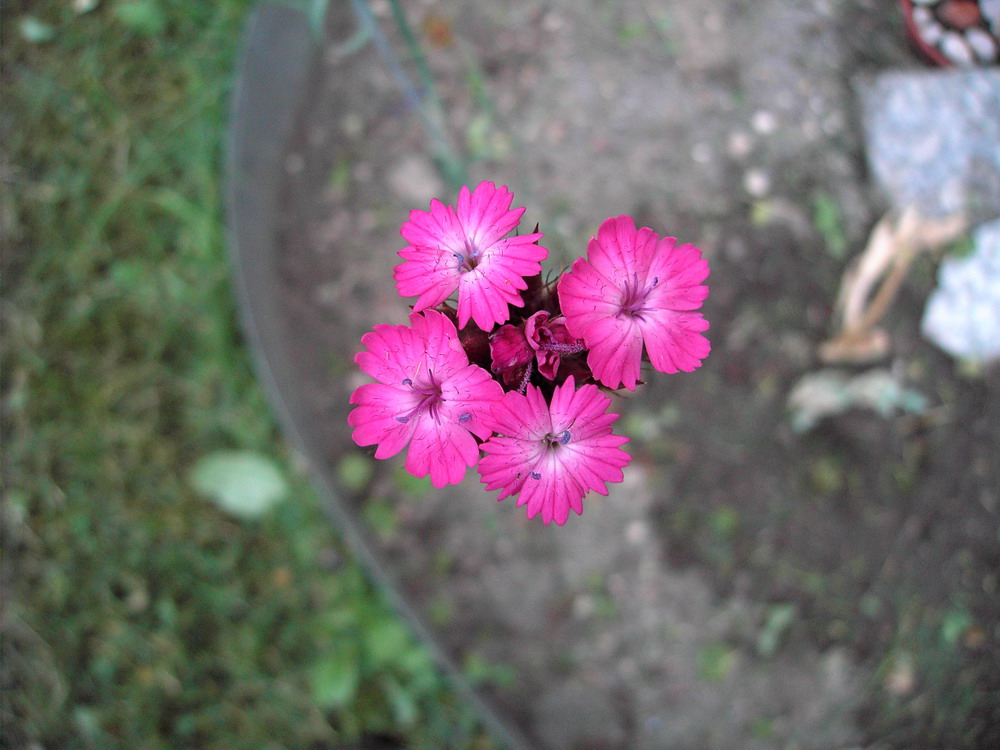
<box><xmin>478</xmin><ymin>376</ymin><xmax>631</xmax><ymax>525</ymax></box>
<box><xmin>348</xmin><ymin>310</ymin><xmax>503</xmax><ymax>488</ymax></box>
<box><xmin>524</xmin><ymin>311</ymin><xmax>582</xmax><ymax>380</ymax></box>
<box><xmin>394</xmin><ymin>181</ymin><xmax>548</xmax><ymax>331</ymax></box>
<box><xmin>557</xmin><ymin>215</ymin><xmax>710</xmax><ymax>390</ymax></box>
<box><xmin>490</xmin><ymin>311</ymin><xmax>585</xmax><ymax>389</ymax></box>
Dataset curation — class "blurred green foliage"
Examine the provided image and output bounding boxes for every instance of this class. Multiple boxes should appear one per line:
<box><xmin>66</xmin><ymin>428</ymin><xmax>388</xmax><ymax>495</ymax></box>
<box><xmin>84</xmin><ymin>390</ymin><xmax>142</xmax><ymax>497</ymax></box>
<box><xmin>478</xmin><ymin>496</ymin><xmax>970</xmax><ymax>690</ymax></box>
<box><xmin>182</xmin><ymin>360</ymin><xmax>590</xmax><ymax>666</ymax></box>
<box><xmin>811</xmin><ymin>190</ymin><xmax>848</xmax><ymax>261</ymax></box>
<box><xmin>1</xmin><ymin>1</ymin><xmax>489</xmax><ymax>746</ymax></box>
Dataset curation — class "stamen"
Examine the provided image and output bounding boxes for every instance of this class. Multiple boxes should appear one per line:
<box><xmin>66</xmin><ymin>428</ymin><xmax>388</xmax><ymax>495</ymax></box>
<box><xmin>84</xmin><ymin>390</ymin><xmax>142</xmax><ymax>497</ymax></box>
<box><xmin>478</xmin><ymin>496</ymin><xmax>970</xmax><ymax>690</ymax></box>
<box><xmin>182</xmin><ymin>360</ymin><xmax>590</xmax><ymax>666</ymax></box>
<box><xmin>618</xmin><ymin>273</ymin><xmax>660</xmax><ymax>318</ymax></box>
<box><xmin>459</xmin><ymin>412</ymin><xmax>472</xmax><ymax>423</ymax></box>
<box><xmin>393</xmin><ymin>377</ymin><xmax>443</xmax><ymax>424</ymax></box>
<box><xmin>453</xmin><ymin>239</ymin><xmax>483</xmax><ymax>273</ymax></box>
<box><xmin>530</xmin><ymin>471</ymin><xmax>542</xmax><ymax>480</ymax></box>
<box><xmin>540</xmin><ymin>340</ymin><xmax>585</xmax><ymax>355</ymax></box>
<box><xmin>517</xmin><ymin>361</ymin><xmax>534</xmax><ymax>394</ymax></box>
<box><xmin>544</xmin><ymin>428</ymin><xmax>571</xmax><ymax>448</ymax></box>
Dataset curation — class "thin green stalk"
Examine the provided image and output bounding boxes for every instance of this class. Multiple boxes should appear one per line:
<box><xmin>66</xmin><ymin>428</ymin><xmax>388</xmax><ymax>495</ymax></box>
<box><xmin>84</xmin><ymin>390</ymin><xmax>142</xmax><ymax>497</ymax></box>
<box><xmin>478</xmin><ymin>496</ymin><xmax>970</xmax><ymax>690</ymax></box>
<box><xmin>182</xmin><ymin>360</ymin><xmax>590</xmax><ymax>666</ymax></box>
<box><xmin>353</xmin><ymin>0</ymin><xmax>468</xmax><ymax>190</ymax></box>
<box><xmin>387</xmin><ymin>0</ymin><xmax>441</xmax><ymax>113</ymax></box>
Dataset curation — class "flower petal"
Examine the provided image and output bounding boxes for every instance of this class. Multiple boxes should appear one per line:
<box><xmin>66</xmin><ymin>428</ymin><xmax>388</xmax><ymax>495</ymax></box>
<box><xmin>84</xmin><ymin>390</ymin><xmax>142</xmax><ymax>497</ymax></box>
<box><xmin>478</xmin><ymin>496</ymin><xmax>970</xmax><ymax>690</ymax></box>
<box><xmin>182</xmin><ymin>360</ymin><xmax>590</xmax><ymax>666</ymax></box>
<box><xmin>478</xmin><ymin>379</ymin><xmax>631</xmax><ymax>524</ymax></box>
<box><xmin>393</xmin><ymin>246</ymin><xmax>459</xmax><ymax>312</ymax></box>
<box><xmin>406</xmin><ymin>417</ymin><xmax>481</xmax><ymax>488</ymax></box>
<box><xmin>558</xmin><ymin>257</ymin><xmax>621</xmax><ymax>339</ymax></box>
<box><xmin>587</xmin><ymin>215</ymin><xmax>658</xmax><ymax>284</ymax></box>
<box><xmin>347</xmin><ymin>383</ymin><xmax>416</xmax><ymax>459</ymax></box>
<box><xmin>645</xmin><ymin>239</ymin><xmax>710</xmax><ymax>312</ymax></box>
<box><xmin>349</xmin><ymin>311</ymin><xmax>500</xmax><ymax>486</ymax></box>
<box><xmin>439</xmin><ymin>362</ymin><xmax>505</xmax><ymax>441</ymax></box>
<box><xmin>457</xmin><ymin>182</ymin><xmax>523</xmax><ymax>247</ymax></box>
<box><xmin>585</xmin><ymin>316</ymin><xmax>644</xmax><ymax>390</ymax></box>
<box><xmin>637</xmin><ymin>309</ymin><xmax>711</xmax><ymax>374</ymax></box>
<box><xmin>396</xmin><ymin>181</ymin><xmax>547</xmax><ymax>330</ymax></box>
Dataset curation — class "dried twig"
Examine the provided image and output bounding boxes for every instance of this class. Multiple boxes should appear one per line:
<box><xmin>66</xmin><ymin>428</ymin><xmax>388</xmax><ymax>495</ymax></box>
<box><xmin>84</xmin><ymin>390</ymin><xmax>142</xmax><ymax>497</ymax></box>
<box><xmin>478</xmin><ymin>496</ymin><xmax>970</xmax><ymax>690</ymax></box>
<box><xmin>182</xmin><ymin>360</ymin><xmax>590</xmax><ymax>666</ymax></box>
<box><xmin>819</xmin><ymin>207</ymin><xmax>967</xmax><ymax>364</ymax></box>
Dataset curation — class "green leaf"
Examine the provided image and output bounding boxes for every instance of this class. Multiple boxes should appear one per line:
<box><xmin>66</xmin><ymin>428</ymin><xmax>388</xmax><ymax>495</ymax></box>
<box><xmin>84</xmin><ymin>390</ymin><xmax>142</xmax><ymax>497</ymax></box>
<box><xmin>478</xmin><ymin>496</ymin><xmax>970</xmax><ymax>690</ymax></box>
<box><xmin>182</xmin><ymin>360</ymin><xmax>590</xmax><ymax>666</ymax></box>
<box><xmin>19</xmin><ymin>17</ymin><xmax>57</xmax><ymax>43</ymax></box>
<box><xmin>463</xmin><ymin>652</ymin><xmax>516</xmax><ymax>689</ymax></box>
<box><xmin>338</xmin><ymin>453</ymin><xmax>373</xmax><ymax>493</ymax></box>
<box><xmin>709</xmin><ymin>506</ymin><xmax>740</xmax><ymax>539</ymax></box>
<box><xmin>363</xmin><ymin>618</ymin><xmax>413</xmax><ymax>669</ymax></box>
<box><xmin>751</xmin><ymin>717</ymin><xmax>775</xmax><ymax>739</ymax></box>
<box><xmin>383</xmin><ymin>675</ymin><xmax>418</xmax><ymax>727</ymax></box>
<box><xmin>757</xmin><ymin>603</ymin><xmax>797</xmax><ymax>658</ymax></box>
<box><xmin>188</xmin><ymin>451</ymin><xmax>288</xmax><ymax>519</ymax></box>
<box><xmin>115</xmin><ymin>0</ymin><xmax>167</xmax><ymax>36</ymax></box>
<box><xmin>310</xmin><ymin>646</ymin><xmax>360</xmax><ymax>709</ymax></box>
<box><xmin>697</xmin><ymin>643</ymin><xmax>737</xmax><ymax>682</ymax></box>
<box><xmin>812</xmin><ymin>191</ymin><xmax>848</xmax><ymax>260</ymax></box>
<box><xmin>618</xmin><ymin>22</ymin><xmax>648</xmax><ymax>43</ymax></box>
<box><xmin>940</xmin><ymin>609</ymin><xmax>972</xmax><ymax>648</ymax></box>
<box><xmin>363</xmin><ymin>498</ymin><xmax>399</xmax><ymax>542</ymax></box>
<box><xmin>396</xmin><ymin>644</ymin><xmax>434</xmax><ymax>678</ymax></box>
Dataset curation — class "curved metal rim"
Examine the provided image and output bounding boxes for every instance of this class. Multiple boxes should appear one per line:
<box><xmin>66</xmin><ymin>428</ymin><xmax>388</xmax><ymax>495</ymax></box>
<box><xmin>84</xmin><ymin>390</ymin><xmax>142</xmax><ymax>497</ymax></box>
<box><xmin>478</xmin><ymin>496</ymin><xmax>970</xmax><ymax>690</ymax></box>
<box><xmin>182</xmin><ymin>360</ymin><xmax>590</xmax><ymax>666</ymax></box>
<box><xmin>223</xmin><ymin>4</ymin><xmax>530</xmax><ymax>748</ymax></box>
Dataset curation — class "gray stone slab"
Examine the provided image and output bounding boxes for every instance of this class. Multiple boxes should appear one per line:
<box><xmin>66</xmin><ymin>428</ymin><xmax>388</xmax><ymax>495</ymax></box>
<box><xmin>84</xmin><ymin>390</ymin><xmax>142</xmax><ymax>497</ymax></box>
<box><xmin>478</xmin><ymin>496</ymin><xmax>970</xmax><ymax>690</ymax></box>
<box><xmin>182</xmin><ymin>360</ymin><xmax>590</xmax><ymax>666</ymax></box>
<box><xmin>859</xmin><ymin>69</ymin><xmax>1000</xmax><ymax>224</ymax></box>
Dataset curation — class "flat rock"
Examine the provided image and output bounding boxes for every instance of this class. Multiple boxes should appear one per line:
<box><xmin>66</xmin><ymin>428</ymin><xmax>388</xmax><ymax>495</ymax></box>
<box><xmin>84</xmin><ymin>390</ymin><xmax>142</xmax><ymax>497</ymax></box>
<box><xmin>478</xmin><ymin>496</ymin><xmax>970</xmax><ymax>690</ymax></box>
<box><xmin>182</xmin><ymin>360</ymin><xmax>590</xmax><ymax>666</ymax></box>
<box><xmin>859</xmin><ymin>69</ymin><xmax>1000</xmax><ymax>223</ymax></box>
<box><xmin>922</xmin><ymin>218</ymin><xmax>1000</xmax><ymax>363</ymax></box>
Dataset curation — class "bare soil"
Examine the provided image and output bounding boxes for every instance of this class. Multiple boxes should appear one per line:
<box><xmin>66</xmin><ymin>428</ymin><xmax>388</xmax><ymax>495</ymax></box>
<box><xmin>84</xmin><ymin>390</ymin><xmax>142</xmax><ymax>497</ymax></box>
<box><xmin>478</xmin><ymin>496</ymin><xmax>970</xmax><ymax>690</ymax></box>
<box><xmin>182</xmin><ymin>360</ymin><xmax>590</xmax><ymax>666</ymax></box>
<box><xmin>275</xmin><ymin>1</ymin><xmax>1000</xmax><ymax>747</ymax></box>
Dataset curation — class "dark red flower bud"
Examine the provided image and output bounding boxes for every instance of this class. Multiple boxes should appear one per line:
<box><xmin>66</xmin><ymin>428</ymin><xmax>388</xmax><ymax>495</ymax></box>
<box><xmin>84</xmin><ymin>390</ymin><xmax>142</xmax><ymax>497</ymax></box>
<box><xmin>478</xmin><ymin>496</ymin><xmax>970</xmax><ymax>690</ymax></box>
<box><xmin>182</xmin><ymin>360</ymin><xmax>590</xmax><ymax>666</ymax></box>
<box><xmin>490</xmin><ymin>323</ymin><xmax>534</xmax><ymax>389</ymax></box>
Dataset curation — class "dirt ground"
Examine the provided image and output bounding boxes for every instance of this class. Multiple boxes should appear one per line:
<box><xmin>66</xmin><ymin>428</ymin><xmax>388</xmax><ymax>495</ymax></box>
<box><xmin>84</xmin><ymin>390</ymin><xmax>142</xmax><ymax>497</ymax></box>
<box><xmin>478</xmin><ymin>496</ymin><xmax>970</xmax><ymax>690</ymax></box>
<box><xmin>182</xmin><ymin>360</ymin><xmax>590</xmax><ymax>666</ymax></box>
<box><xmin>274</xmin><ymin>1</ymin><xmax>999</xmax><ymax>747</ymax></box>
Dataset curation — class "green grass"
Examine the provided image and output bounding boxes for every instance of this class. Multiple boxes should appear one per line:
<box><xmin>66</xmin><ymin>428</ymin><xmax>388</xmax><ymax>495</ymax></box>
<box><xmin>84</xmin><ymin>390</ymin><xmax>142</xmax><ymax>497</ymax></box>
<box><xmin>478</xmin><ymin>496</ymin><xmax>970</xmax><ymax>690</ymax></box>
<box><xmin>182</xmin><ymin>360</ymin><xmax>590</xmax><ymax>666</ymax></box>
<box><xmin>1</xmin><ymin>1</ymin><xmax>490</xmax><ymax>746</ymax></box>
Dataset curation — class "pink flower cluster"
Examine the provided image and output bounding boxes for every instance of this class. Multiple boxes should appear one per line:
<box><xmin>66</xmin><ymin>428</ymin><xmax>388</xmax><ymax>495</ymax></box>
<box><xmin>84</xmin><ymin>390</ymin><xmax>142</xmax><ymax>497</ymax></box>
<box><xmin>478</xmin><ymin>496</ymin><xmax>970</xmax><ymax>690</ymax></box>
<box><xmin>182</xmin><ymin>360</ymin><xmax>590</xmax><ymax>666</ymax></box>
<box><xmin>349</xmin><ymin>181</ymin><xmax>710</xmax><ymax>525</ymax></box>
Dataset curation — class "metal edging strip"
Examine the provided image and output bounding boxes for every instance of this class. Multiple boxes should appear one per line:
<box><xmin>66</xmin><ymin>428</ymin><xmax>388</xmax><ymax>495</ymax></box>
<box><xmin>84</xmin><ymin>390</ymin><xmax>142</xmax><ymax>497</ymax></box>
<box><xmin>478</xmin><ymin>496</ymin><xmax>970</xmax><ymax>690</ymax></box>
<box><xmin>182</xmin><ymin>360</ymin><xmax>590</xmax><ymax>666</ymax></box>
<box><xmin>223</xmin><ymin>4</ymin><xmax>531</xmax><ymax>749</ymax></box>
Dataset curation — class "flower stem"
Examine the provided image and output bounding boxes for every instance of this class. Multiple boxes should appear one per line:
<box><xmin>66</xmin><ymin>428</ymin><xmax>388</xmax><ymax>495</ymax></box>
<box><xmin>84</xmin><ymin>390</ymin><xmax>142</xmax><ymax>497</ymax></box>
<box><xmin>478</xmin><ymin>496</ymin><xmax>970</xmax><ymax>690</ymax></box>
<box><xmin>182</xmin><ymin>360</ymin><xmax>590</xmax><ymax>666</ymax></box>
<box><xmin>346</xmin><ymin>0</ymin><xmax>468</xmax><ymax>189</ymax></box>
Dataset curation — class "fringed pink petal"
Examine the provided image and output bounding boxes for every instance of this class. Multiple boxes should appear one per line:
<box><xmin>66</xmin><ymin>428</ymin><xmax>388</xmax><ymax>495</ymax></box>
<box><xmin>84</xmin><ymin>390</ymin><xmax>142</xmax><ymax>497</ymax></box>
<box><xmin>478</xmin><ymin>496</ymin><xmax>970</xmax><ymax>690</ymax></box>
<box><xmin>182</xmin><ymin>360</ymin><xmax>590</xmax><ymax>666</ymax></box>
<box><xmin>478</xmin><ymin>379</ymin><xmax>631</xmax><ymax>525</ymax></box>
<box><xmin>396</xmin><ymin>181</ymin><xmax>546</xmax><ymax>329</ymax></box>
<box><xmin>585</xmin><ymin>317</ymin><xmax>644</xmax><ymax>390</ymax></box>
<box><xmin>347</xmin><ymin>383</ymin><xmax>417</xmax><ymax>459</ymax></box>
<box><xmin>406</xmin><ymin>417</ymin><xmax>480</xmax><ymax>488</ymax></box>
<box><xmin>393</xmin><ymin>247</ymin><xmax>458</xmax><ymax>311</ymax></box>
<box><xmin>458</xmin><ymin>181</ymin><xmax>524</xmax><ymax>246</ymax></box>
<box><xmin>587</xmin><ymin>216</ymin><xmax>659</xmax><ymax>283</ymax></box>
<box><xmin>348</xmin><ymin>310</ymin><xmax>500</xmax><ymax>487</ymax></box>
<box><xmin>560</xmin><ymin>214</ymin><xmax>711</xmax><ymax>386</ymax></box>
<box><xmin>637</xmin><ymin>310</ymin><xmax>711</xmax><ymax>374</ymax></box>
<box><xmin>557</xmin><ymin>258</ymin><xmax>620</xmax><ymax>339</ymax></box>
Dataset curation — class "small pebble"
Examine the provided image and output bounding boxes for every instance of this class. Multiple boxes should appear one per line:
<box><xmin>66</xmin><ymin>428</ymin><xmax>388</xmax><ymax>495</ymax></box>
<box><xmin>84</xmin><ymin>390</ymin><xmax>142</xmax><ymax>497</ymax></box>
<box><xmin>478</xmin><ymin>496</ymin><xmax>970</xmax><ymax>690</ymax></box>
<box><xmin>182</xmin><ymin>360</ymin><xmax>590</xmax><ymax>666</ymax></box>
<box><xmin>341</xmin><ymin>112</ymin><xmax>364</xmax><ymax>138</ymax></box>
<box><xmin>743</xmin><ymin>168</ymin><xmax>771</xmax><ymax>197</ymax></box>
<box><xmin>542</xmin><ymin>11</ymin><xmax>566</xmax><ymax>32</ymax></box>
<box><xmin>626</xmin><ymin>520</ymin><xmax>650</xmax><ymax>545</ymax></box>
<box><xmin>573</xmin><ymin>594</ymin><xmax>597</xmax><ymax>619</ymax></box>
<box><xmin>751</xmin><ymin>109</ymin><xmax>778</xmax><ymax>135</ymax></box>
<box><xmin>727</xmin><ymin>130</ymin><xmax>753</xmax><ymax>159</ymax></box>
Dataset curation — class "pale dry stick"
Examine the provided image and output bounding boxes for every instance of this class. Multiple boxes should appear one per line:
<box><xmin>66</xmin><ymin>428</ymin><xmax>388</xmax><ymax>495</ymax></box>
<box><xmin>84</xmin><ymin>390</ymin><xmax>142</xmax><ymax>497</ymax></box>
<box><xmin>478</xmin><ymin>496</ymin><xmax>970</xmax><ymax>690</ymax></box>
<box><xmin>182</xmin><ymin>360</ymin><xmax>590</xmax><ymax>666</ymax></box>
<box><xmin>838</xmin><ymin>216</ymin><xmax>899</xmax><ymax>334</ymax></box>
<box><xmin>819</xmin><ymin>207</ymin><xmax>967</xmax><ymax>364</ymax></box>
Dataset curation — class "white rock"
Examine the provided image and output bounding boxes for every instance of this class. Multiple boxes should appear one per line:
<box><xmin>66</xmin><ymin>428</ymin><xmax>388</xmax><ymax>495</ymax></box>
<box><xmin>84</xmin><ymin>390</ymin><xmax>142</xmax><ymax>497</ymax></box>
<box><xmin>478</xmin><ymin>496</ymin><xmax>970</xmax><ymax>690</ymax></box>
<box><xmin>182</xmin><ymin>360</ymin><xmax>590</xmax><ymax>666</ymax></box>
<box><xmin>922</xmin><ymin>219</ymin><xmax>1000</xmax><ymax>363</ymax></box>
